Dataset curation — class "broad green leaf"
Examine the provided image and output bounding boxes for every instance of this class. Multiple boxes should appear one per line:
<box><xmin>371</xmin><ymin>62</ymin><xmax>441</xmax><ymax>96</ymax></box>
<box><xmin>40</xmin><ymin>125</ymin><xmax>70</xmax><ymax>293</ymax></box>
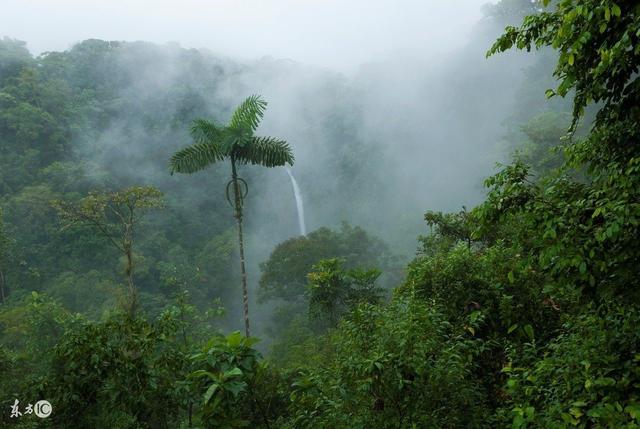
<box><xmin>524</xmin><ymin>324</ymin><xmax>534</xmax><ymax>340</ymax></box>
<box><xmin>612</xmin><ymin>4</ymin><xmax>621</xmax><ymax>17</ymax></box>
<box><xmin>203</xmin><ymin>383</ymin><xmax>219</xmax><ymax>405</ymax></box>
<box><xmin>579</xmin><ymin>261</ymin><xmax>587</xmax><ymax>274</ymax></box>
<box><xmin>626</xmin><ymin>404</ymin><xmax>640</xmax><ymax>420</ymax></box>
<box><xmin>569</xmin><ymin>407</ymin><xmax>583</xmax><ymax>418</ymax></box>
<box><xmin>226</xmin><ymin>331</ymin><xmax>243</xmax><ymax>347</ymax></box>
<box><xmin>593</xmin><ymin>377</ymin><xmax>616</xmax><ymax>386</ymax></box>
<box><xmin>223</xmin><ymin>367</ymin><xmax>243</xmax><ymax>378</ymax></box>
<box><xmin>190</xmin><ymin>370</ymin><xmax>217</xmax><ymax>380</ymax></box>
<box><xmin>225</xmin><ymin>380</ymin><xmax>247</xmax><ymax>397</ymax></box>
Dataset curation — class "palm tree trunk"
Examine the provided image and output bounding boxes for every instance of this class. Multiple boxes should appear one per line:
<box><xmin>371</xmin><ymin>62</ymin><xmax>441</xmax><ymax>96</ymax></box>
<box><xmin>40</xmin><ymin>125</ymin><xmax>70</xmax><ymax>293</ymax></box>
<box><xmin>0</xmin><ymin>269</ymin><xmax>5</xmax><ymax>304</ymax></box>
<box><xmin>231</xmin><ymin>158</ymin><xmax>251</xmax><ymax>337</ymax></box>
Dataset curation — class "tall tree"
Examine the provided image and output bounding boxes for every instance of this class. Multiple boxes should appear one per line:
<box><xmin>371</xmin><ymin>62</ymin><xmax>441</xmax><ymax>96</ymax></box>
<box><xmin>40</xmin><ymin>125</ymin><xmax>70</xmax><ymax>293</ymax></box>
<box><xmin>169</xmin><ymin>95</ymin><xmax>294</xmax><ymax>336</ymax></box>
<box><xmin>53</xmin><ymin>186</ymin><xmax>164</xmax><ymax>315</ymax></box>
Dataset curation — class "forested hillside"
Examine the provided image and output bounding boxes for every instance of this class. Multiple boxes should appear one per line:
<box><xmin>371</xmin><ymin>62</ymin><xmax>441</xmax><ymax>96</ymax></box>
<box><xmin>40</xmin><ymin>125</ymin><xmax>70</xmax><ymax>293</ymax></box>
<box><xmin>1</xmin><ymin>0</ymin><xmax>639</xmax><ymax>427</ymax></box>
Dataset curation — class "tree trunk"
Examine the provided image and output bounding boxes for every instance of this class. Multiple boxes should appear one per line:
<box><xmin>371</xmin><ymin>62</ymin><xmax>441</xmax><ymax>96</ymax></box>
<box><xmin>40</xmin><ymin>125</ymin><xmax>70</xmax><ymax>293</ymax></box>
<box><xmin>125</xmin><ymin>242</ymin><xmax>137</xmax><ymax>316</ymax></box>
<box><xmin>231</xmin><ymin>158</ymin><xmax>251</xmax><ymax>337</ymax></box>
<box><xmin>0</xmin><ymin>269</ymin><xmax>5</xmax><ymax>304</ymax></box>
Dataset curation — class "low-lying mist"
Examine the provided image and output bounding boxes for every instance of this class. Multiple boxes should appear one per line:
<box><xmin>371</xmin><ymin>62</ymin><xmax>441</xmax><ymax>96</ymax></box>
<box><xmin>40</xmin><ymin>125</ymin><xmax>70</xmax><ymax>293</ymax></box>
<box><xmin>2</xmin><ymin>2</ymin><xmax>549</xmax><ymax>335</ymax></box>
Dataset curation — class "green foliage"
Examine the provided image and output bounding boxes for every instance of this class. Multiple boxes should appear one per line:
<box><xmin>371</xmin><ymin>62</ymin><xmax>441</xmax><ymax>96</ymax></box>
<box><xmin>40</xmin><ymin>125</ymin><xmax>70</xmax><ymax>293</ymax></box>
<box><xmin>228</xmin><ymin>94</ymin><xmax>267</xmax><ymax>136</ymax></box>
<box><xmin>266</xmin><ymin>310</ymin><xmax>328</xmax><ymax>370</ymax></box>
<box><xmin>53</xmin><ymin>186</ymin><xmax>165</xmax><ymax>249</ymax></box>
<box><xmin>307</xmin><ymin>258</ymin><xmax>382</xmax><ymax>330</ymax></box>
<box><xmin>0</xmin><ymin>291</ymin><xmax>76</xmax><ymax>355</ymax></box>
<box><xmin>0</xmin><ymin>206</ymin><xmax>13</xmax><ymax>303</ymax></box>
<box><xmin>501</xmin><ymin>305</ymin><xmax>640</xmax><ymax>428</ymax></box>
<box><xmin>422</xmin><ymin>208</ymin><xmax>478</xmax><ymax>252</ymax></box>
<box><xmin>0</xmin><ymin>292</ymin><xmax>79</xmax><ymax>428</ymax></box>
<box><xmin>45</xmin><ymin>312</ymin><xmax>190</xmax><ymax>428</ymax></box>
<box><xmin>481</xmin><ymin>1</ymin><xmax>640</xmax><ymax>427</ymax></box>
<box><xmin>0</xmin><ymin>38</ymin><xmax>32</xmax><ymax>85</ymax></box>
<box><xmin>53</xmin><ymin>186</ymin><xmax>164</xmax><ymax>313</ymax></box>
<box><xmin>259</xmin><ymin>223</ymin><xmax>397</xmax><ymax>303</ymax></box>
<box><xmin>515</xmin><ymin>111</ymin><xmax>572</xmax><ymax>175</ymax></box>
<box><xmin>259</xmin><ymin>225</ymin><xmax>396</xmax><ymax>363</ymax></box>
<box><xmin>285</xmin><ymin>298</ymin><xmax>490</xmax><ymax>428</ymax></box>
<box><xmin>168</xmin><ymin>140</ymin><xmax>224</xmax><ymax>174</ymax></box>
<box><xmin>477</xmin><ymin>154</ymin><xmax>640</xmax><ymax>305</ymax></box>
<box><xmin>488</xmin><ymin>0</ymin><xmax>640</xmax><ymax>131</ymax></box>
<box><xmin>47</xmin><ymin>270</ymin><xmax>118</xmax><ymax>316</ymax></box>
<box><xmin>169</xmin><ymin>95</ymin><xmax>294</xmax><ymax>174</ymax></box>
<box><xmin>190</xmin><ymin>332</ymin><xmax>285</xmax><ymax>428</ymax></box>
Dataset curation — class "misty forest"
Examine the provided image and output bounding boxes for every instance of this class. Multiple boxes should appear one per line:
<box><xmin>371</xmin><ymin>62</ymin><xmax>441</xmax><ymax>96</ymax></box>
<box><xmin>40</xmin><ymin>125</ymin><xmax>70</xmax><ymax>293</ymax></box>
<box><xmin>1</xmin><ymin>0</ymin><xmax>640</xmax><ymax>427</ymax></box>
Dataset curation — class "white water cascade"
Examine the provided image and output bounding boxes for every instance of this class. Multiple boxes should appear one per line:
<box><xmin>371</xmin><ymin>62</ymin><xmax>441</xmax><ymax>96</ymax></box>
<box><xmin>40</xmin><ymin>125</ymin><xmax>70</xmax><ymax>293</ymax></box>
<box><xmin>285</xmin><ymin>167</ymin><xmax>306</xmax><ymax>236</ymax></box>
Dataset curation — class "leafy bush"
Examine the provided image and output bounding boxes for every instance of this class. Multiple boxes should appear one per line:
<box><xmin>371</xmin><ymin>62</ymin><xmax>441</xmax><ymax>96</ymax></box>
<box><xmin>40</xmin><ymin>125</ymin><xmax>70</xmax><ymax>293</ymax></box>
<box><xmin>285</xmin><ymin>298</ymin><xmax>490</xmax><ymax>428</ymax></box>
<box><xmin>501</xmin><ymin>304</ymin><xmax>640</xmax><ymax>428</ymax></box>
<box><xmin>190</xmin><ymin>331</ymin><xmax>286</xmax><ymax>428</ymax></box>
<box><xmin>45</xmin><ymin>312</ymin><xmax>190</xmax><ymax>428</ymax></box>
<box><xmin>307</xmin><ymin>258</ymin><xmax>382</xmax><ymax>330</ymax></box>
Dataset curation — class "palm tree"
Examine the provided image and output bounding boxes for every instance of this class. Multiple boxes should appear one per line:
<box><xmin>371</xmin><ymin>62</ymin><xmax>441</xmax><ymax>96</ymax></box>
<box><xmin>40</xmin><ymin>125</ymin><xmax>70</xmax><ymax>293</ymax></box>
<box><xmin>169</xmin><ymin>95</ymin><xmax>294</xmax><ymax>337</ymax></box>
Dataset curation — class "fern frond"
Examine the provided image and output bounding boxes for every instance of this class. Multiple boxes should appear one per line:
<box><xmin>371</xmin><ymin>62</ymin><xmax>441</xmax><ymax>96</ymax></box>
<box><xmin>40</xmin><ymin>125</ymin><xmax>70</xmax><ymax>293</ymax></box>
<box><xmin>234</xmin><ymin>136</ymin><xmax>294</xmax><ymax>167</ymax></box>
<box><xmin>169</xmin><ymin>142</ymin><xmax>224</xmax><ymax>174</ymax></box>
<box><xmin>190</xmin><ymin>119</ymin><xmax>225</xmax><ymax>144</ymax></box>
<box><xmin>229</xmin><ymin>95</ymin><xmax>267</xmax><ymax>134</ymax></box>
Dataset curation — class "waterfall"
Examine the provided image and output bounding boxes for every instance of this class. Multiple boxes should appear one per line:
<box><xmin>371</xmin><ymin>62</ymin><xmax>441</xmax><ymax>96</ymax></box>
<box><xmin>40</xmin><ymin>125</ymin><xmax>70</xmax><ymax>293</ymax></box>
<box><xmin>285</xmin><ymin>167</ymin><xmax>306</xmax><ymax>236</ymax></box>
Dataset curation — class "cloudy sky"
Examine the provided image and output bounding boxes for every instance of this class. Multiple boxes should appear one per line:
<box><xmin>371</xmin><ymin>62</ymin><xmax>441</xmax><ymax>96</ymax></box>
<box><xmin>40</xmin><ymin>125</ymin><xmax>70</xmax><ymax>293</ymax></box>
<box><xmin>2</xmin><ymin>0</ymin><xmax>497</xmax><ymax>73</ymax></box>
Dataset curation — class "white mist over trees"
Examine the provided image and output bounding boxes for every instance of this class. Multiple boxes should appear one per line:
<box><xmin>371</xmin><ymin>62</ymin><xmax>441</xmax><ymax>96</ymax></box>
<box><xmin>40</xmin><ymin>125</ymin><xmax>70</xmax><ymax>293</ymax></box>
<box><xmin>2</xmin><ymin>0</ymin><xmax>492</xmax><ymax>73</ymax></box>
<box><xmin>0</xmin><ymin>1</ymin><xmax>548</xmax><ymax>336</ymax></box>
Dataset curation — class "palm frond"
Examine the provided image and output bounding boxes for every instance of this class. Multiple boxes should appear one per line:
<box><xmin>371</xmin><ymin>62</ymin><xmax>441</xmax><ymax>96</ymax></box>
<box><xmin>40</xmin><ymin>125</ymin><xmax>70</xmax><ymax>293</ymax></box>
<box><xmin>234</xmin><ymin>136</ymin><xmax>295</xmax><ymax>167</ymax></box>
<box><xmin>169</xmin><ymin>142</ymin><xmax>224</xmax><ymax>174</ymax></box>
<box><xmin>190</xmin><ymin>119</ymin><xmax>225</xmax><ymax>144</ymax></box>
<box><xmin>229</xmin><ymin>95</ymin><xmax>267</xmax><ymax>135</ymax></box>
